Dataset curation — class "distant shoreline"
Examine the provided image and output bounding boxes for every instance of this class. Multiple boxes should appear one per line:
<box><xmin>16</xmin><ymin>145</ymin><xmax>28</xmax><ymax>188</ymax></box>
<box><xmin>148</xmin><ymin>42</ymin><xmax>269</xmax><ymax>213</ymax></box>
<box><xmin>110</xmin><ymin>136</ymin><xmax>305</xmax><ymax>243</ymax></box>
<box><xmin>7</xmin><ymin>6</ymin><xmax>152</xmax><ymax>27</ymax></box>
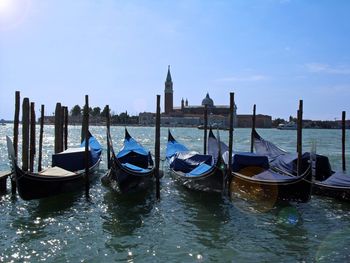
<box><xmin>1</xmin><ymin>121</ymin><xmax>349</xmax><ymax>129</ymax></box>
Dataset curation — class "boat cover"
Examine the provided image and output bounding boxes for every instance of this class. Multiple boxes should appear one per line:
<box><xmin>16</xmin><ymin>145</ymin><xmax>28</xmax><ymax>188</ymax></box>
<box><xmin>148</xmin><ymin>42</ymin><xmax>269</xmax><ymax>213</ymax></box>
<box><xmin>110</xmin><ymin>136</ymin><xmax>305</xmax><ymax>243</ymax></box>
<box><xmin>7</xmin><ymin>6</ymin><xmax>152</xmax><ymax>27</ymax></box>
<box><xmin>320</xmin><ymin>171</ymin><xmax>350</xmax><ymax>187</ymax></box>
<box><xmin>52</xmin><ymin>135</ymin><xmax>102</xmax><ymax>172</ymax></box>
<box><xmin>252</xmin><ymin>170</ymin><xmax>301</xmax><ymax>182</ymax></box>
<box><xmin>253</xmin><ymin>130</ymin><xmax>332</xmax><ymax>180</ymax></box>
<box><xmin>187</xmin><ymin>163</ymin><xmax>212</xmax><ymax>177</ymax></box>
<box><xmin>117</xmin><ymin>136</ymin><xmax>149</xmax><ymax>158</ymax></box>
<box><xmin>170</xmin><ymin>151</ymin><xmax>213</xmax><ymax>173</ymax></box>
<box><xmin>231</xmin><ymin>153</ymin><xmax>270</xmax><ymax>172</ymax></box>
<box><xmin>252</xmin><ymin>130</ymin><xmax>287</xmax><ymax>160</ymax></box>
<box><xmin>122</xmin><ymin>162</ymin><xmax>152</xmax><ymax>173</ymax></box>
<box><xmin>166</xmin><ymin>139</ymin><xmax>189</xmax><ymax>159</ymax></box>
<box><xmin>166</xmin><ymin>131</ymin><xmax>215</xmax><ymax>176</ymax></box>
<box><xmin>81</xmin><ymin>135</ymin><xmax>102</xmax><ymax>164</ymax></box>
<box><xmin>208</xmin><ymin>130</ymin><xmax>228</xmax><ymax>162</ymax></box>
<box><xmin>116</xmin><ymin>134</ymin><xmax>152</xmax><ymax>169</ymax></box>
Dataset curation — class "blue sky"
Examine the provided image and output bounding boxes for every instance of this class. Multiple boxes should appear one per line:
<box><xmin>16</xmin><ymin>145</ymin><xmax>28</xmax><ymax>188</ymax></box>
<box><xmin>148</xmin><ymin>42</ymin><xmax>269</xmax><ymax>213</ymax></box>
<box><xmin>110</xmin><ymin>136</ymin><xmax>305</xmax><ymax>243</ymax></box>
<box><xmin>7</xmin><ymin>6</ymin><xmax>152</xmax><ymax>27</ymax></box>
<box><xmin>1</xmin><ymin>0</ymin><xmax>349</xmax><ymax>120</ymax></box>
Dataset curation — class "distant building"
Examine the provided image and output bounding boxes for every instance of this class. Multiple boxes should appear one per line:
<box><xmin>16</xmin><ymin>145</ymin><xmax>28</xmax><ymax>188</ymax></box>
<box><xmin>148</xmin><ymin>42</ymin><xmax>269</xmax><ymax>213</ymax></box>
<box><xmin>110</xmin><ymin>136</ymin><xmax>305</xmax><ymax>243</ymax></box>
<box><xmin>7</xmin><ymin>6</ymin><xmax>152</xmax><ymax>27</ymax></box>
<box><xmin>164</xmin><ymin>65</ymin><xmax>174</xmax><ymax>115</ymax></box>
<box><xmin>139</xmin><ymin>66</ymin><xmax>272</xmax><ymax>128</ymax></box>
<box><xmin>161</xmin><ymin>66</ymin><xmax>239</xmax><ymax>127</ymax></box>
<box><xmin>237</xmin><ymin>114</ymin><xmax>272</xmax><ymax>128</ymax></box>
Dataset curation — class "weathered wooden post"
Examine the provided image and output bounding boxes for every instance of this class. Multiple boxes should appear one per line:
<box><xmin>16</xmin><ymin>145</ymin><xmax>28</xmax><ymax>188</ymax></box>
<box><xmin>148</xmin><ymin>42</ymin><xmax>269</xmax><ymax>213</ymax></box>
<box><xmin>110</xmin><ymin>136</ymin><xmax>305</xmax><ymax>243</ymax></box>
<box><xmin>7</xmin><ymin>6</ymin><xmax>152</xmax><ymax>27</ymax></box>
<box><xmin>297</xmin><ymin>100</ymin><xmax>303</xmax><ymax>176</ymax></box>
<box><xmin>203</xmin><ymin>104</ymin><xmax>208</xmax><ymax>154</ymax></box>
<box><xmin>22</xmin><ymin>98</ymin><xmax>30</xmax><ymax>172</ymax></box>
<box><xmin>106</xmin><ymin>105</ymin><xmax>111</xmax><ymax>169</ymax></box>
<box><xmin>54</xmin><ymin>103</ymin><xmax>63</xmax><ymax>153</ymax></box>
<box><xmin>227</xmin><ymin>92</ymin><xmax>234</xmax><ymax>192</ymax></box>
<box><xmin>83</xmin><ymin>95</ymin><xmax>90</xmax><ymax>198</ymax></box>
<box><xmin>155</xmin><ymin>95</ymin><xmax>161</xmax><ymax>200</ymax></box>
<box><xmin>12</xmin><ymin>91</ymin><xmax>20</xmax><ymax>194</ymax></box>
<box><xmin>342</xmin><ymin>111</ymin><xmax>346</xmax><ymax>171</ymax></box>
<box><xmin>64</xmin><ymin>106</ymin><xmax>68</xmax><ymax>150</ymax></box>
<box><xmin>250</xmin><ymin>104</ymin><xmax>256</xmax><ymax>153</ymax></box>
<box><xmin>81</xmin><ymin>105</ymin><xmax>86</xmax><ymax>143</ymax></box>
<box><xmin>29</xmin><ymin>102</ymin><xmax>36</xmax><ymax>172</ymax></box>
<box><xmin>38</xmin><ymin>105</ymin><xmax>44</xmax><ymax>172</ymax></box>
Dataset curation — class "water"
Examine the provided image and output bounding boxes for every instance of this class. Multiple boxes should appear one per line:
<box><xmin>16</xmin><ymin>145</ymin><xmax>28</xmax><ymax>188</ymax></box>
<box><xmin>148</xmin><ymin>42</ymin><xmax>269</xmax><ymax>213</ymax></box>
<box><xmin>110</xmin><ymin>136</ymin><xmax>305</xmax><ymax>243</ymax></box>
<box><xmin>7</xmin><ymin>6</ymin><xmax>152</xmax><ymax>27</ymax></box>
<box><xmin>1</xmin><ymin>125</ymin><xmax>350</xmax><ymax>262</ymax></box>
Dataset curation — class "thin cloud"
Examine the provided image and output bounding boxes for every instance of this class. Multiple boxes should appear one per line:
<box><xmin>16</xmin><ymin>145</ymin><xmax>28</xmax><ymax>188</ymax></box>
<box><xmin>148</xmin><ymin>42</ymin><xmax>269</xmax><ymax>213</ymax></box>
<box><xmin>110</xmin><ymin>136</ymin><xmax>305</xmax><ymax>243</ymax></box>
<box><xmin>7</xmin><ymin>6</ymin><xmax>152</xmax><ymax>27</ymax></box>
<box><xmin>217</xmin><ymin>74</ymin><xmax>270</xmax><ymax>82</ymax></box>
<box><xmin>305</xmin><ymin>63</ymin><xmax>350</xmax><ymax>75</ymax></box>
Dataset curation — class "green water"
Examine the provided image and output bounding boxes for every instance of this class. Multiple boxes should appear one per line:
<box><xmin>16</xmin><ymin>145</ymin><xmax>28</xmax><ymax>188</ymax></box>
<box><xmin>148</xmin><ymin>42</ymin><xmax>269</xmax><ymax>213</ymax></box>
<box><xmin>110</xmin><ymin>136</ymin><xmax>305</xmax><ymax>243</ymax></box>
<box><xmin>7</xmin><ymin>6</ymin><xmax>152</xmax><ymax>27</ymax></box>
<box><xmin>1</xmin><ymin>125</ymin><xmax>349</xmax><ymax>262</ymax></box>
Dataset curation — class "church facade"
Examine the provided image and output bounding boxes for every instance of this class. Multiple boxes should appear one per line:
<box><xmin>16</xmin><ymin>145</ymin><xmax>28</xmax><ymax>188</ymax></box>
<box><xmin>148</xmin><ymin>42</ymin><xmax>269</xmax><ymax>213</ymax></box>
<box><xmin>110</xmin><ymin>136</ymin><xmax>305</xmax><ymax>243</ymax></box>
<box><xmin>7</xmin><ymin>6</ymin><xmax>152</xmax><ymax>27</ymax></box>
<box><xmin>139</xmin><ymin>66</ymin><xmax>272</xmax><ymax>128</ymax></box>
<box><xmin>162</xmin><ymin>66</ymin><xmax>237</xmax><ymax>128</ymax></box>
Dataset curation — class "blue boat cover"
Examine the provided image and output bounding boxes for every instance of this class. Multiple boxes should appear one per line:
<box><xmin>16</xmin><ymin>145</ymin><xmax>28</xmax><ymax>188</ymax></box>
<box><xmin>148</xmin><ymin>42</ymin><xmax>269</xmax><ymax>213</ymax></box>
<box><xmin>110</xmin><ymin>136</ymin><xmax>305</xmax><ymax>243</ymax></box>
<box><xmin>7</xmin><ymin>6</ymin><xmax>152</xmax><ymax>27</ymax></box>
<box><xmin>81</xmin><ymin>136</ymin><xmax>102</xmax><ymax>164</ymax></box>
<box><xmin>188</xmin><ymin>163</ymin><xmax>212</xmax><ymax>177</ymax></box>
<box><xmin>122</xmin><ymin>162</ymin><xmax>152</xmax><ymax>173</ymax></box>
<box><xmin>170</xmin><ymin>151</ymin><xmax>213</xmax><ymax>173</ymax></box>
<box><xmin>166</xmin><ymin>140</ymin><xmax>189</xmax><ymax>159</ymax></box>
<box><xmin>116</xmin><ymin>135</ymin><xmax>151</xmax><ymax>169</ymax></box>
<box><xmin>53</xmin><ymin>135</ymin><xmax>102</xmax><ymax>172</ymax></box>
<box><xmin>321</xmin><ymin>171</ymin><xmax>350</xmax><ymax>187</ymax></box>
<box><xmin>117</xmin><ymin>136</ymin><xmax>149</xmax><ymax>158</ymax></box>
<box><xmin>167</xmin><ymin>134</ymin><xmax>215</xmax><ymax>176</ymax></box>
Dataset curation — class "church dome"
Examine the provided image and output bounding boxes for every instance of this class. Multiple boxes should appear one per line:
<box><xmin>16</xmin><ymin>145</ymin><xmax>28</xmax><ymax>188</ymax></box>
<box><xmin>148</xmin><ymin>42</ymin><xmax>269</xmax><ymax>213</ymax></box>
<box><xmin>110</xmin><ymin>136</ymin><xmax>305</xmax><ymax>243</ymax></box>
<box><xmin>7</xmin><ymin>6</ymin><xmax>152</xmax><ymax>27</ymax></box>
<box><xmin>201</xmin><ymin>93</ymin><xmax>214</xmax><ymax>107</ymax></box>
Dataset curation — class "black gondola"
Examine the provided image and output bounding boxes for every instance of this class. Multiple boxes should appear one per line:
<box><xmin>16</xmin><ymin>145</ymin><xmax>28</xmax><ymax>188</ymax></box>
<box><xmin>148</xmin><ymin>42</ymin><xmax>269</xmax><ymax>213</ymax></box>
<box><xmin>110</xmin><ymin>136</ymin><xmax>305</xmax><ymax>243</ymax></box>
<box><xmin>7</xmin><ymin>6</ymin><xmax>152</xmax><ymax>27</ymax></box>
<box><xmin>102</xmin><ymin>128</ymin><xmax>155</xmax><ymax>193</ymax></box>
<box><xmin>6</xmin><ymin>133</ymin><xmax>102</xmax><ymax>200</ymax></box>
<box><xmin>209</xmin><ymin>129</ymin><xmax>312</xmax><ymax>202</ymax></box>
<box><xmin>166</xmin><ymin>130</ymin><xmax>225</xmax><ymax>193</ymax></box>
<box><xmin>252</xmin><ymin>129</ymin><xmax>350</xmax><ymax>201</ymax></box>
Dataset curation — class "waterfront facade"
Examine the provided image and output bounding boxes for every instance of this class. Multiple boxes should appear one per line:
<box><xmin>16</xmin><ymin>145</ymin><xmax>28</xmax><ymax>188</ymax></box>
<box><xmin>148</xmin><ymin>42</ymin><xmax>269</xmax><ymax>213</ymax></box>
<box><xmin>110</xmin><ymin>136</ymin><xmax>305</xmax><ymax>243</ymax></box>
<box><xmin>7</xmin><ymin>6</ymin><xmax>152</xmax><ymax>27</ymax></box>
<box><xmin>139</xmin><ymin>66</ymin><xmax>272</xmax><ymax>128</ymax></box>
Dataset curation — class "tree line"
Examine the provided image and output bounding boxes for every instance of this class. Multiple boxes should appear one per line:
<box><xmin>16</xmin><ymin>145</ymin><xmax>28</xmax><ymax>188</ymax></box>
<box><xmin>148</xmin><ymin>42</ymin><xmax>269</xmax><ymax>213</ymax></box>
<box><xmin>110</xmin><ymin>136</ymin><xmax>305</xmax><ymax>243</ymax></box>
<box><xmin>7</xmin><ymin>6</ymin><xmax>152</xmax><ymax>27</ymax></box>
<box><xmin>70</xmin><ymin>105</ymin><xmax>138</xmax><ymax>124</ymax></box>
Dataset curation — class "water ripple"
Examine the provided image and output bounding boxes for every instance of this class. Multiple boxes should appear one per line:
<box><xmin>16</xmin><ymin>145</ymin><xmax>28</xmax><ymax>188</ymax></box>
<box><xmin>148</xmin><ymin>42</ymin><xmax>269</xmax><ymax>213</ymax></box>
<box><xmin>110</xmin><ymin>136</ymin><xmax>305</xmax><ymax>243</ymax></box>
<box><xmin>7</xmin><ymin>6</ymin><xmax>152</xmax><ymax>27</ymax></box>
<box><xmin>0</xmin><ymin>125</ymin><xmax>350</xmax><ymax>261</ymax></box>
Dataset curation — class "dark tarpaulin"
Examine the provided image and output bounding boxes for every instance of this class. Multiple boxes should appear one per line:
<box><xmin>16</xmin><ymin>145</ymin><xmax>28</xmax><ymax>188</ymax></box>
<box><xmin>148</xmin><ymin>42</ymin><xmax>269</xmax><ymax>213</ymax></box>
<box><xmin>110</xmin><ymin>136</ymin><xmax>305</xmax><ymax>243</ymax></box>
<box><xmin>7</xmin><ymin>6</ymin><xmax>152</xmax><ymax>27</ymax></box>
<box><xmin>253</xmin><ymin>130</ymin><xmax>333</xmax><ymax>180</ymax></box>
<box><xmin>321</xmin><ymin>171</ymin><xmax>350</xmax><ymax>187</ymax></box>
<box><xmin>231</xmin><ymin>153</ymin><xmax>270</xmax><ymax>172</ymax></box>
<box><xmin>252</xmin><ymin>169</ymin><xmax>302</xmax><ymax>182</ymax></box>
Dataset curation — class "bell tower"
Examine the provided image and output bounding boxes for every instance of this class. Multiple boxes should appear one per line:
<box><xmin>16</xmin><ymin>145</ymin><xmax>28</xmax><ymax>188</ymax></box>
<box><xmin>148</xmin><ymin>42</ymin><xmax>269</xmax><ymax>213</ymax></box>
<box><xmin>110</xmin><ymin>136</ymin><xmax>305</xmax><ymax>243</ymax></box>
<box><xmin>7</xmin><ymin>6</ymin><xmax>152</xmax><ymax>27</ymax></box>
<box><xmin>164</xmin><ymin>65</ymin><xmax>173</xmax><ymax>114</ymax></box>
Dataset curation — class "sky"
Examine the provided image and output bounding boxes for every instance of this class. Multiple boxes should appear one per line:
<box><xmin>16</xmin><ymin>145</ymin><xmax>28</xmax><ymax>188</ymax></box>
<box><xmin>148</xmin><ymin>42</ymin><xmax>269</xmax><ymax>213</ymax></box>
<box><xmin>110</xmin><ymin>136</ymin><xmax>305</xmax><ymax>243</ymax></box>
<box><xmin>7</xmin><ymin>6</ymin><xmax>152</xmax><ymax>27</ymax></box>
<box><xmin>0</xmin><ymin>0</ymin><xmax>350</xmax><ymax>121</ymax></box>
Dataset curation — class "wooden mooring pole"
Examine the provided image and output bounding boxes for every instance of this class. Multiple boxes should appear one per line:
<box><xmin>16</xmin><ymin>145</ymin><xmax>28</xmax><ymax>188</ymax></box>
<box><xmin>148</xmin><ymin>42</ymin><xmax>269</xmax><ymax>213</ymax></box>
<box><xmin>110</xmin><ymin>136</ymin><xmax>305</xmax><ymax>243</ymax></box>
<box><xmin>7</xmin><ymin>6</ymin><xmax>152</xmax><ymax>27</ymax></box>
<box><xmin>297</xmin><ymin>100</ymin><xmax>303</xmax><ymax>176</ymax></box>
<box><xmin>342</xmin><ymin>111</ymin><xmax>346</xmax><ymax>171</ymax></box>
<box><xmin>64</xmin><ymin>106</ymin><xmax>68</xmax><ymax>150</ymax></box>
<box><xmin>54</xmin><ymin>103</ymin><xmax>63</xmax><ymax>154</ymax></box>
<box><xmin>155</xmin><ymin>95</ymin><xmax>161</xmax><ymax>200</ymax></box>
<box><xmin>83</xmin><ymin>95</ymin><xmax>90</xmax><ymax>198</ymax></box>
<box><xmin>22</xmin><ymin>98</ymin><xmax>30</xmax><ymax>172</ymax></box>
<box><xmin>250</xmin><ymin>104</ymin><xmax>256</xmax><ymax>153</ymax></box>
<box><xmin>106</xmin><ymin>105</ymin><xmax>111</xmax><ymax>169</ymax></box>
<box><xmin>29</xmin><ymin>102</ymin><xmax>36</xmax><ymax>172</ymax></box>
<box><xmin>38</xmin><ymin>105</ymin><xmax>44</xmax><ymax>172</ymax></box>
<box><xmin>12</xmin><ymin>91</ymin><xmax>20</xmax><ymax>194</ymax></box>
<box><xmin>227</xmin><ymin>92</ymin><xmax>234</xmax><ymax>192</ymax></box>
<box><xmin>203</xmin><ymin>104</ymin><xmax>208</xmax><ymax>154</ymax></box>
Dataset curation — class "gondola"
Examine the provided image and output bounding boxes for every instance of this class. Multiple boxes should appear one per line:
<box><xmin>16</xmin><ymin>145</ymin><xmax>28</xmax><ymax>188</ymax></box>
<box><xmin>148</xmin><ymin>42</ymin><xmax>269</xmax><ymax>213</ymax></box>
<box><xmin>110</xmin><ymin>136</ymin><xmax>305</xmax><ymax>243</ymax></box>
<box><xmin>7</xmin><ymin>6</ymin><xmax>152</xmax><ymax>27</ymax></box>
<box><xmin>6</xmin><ymin>132</ymin><xmax>102</xmax><ymax>200</ymax></box>
<box><xmin>166</xmin><ymin>130</ymin><xmax>225</xmax><ymax>193</ymax></box>
<box><xmin>208</xmin><ymin>129</ymin><xmax>312</xmax><ymax>202</ymax></box>
<box><xmin>101</xmin><ymin>128</ymin><xmax>155</xmax><ymax>193</ymax></box>
<box><xmin>252</xmin><ymin>129</ymin><xmax>350</xmax><ymax>201</ymax></box>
